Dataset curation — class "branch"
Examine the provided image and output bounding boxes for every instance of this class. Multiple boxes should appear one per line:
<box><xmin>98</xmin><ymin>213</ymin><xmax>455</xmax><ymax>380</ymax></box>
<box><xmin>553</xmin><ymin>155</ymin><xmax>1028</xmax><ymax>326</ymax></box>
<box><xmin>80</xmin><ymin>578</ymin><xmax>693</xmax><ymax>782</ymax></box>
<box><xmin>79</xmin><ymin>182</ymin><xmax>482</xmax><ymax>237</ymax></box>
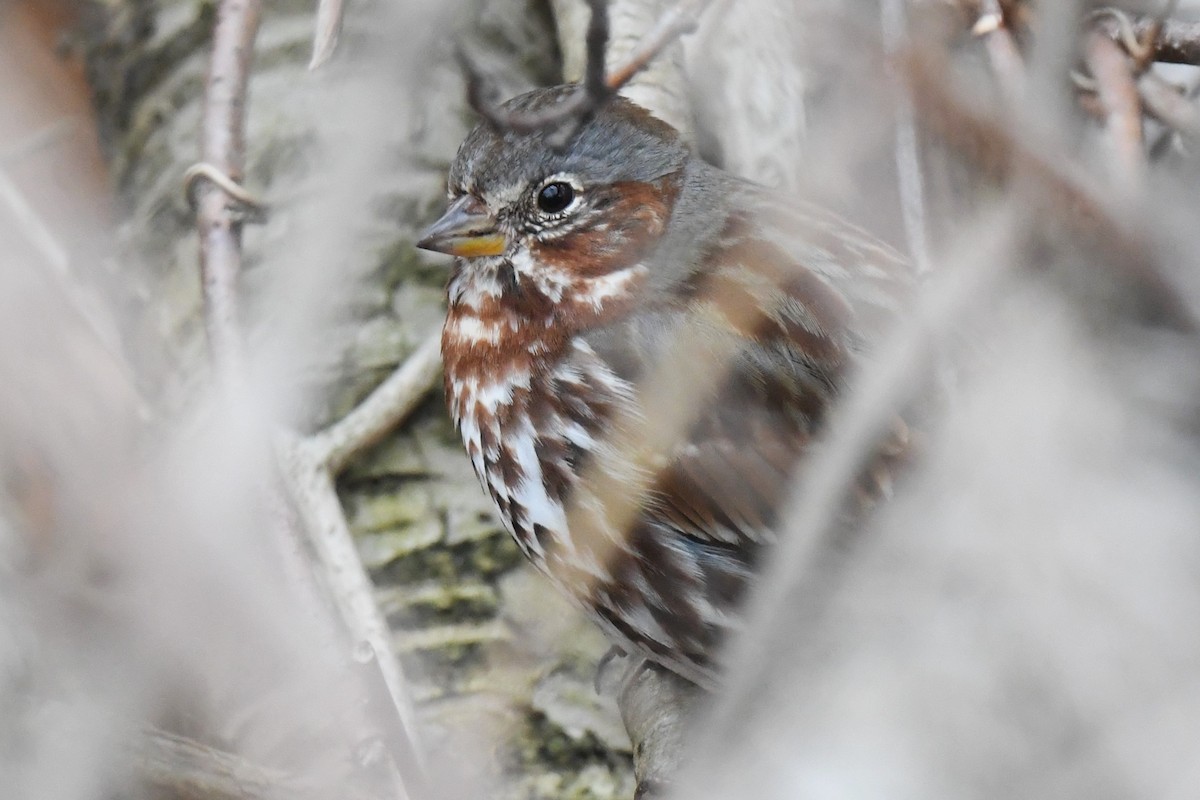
<box><xmin>309</xmin><ymin>0</ymin><xmax>346</xmax><ymax>69</ymax></box>
<box><xmin>276</xmin><ymin>434</ymin><xmax>427</xmax><ymax>797</ymax></box>
<box><xmin>881</xmin><ymin>0</ymin><xmax>933</xmax><ymax>274</ymax></box>
<box><xmin>1139</xmin><ymin>71</ymin><xmax>1200</xmax><ymax>143</ymax></box>
<box><xmin>460</xmin><ymin>0</ymin><xmax>713</xmax><ymax>141</ymax></box>
<box><xmin>134</xmin><ymin>728</ymin><xmax>382</xmax><ymax>800</ymax></box>
<box><xmin>195</xmin><ymin>0</ymin><xmax>262</xmax><ymax>380</ymax></box>
<box><xmin>1085</xmin><ymin>32</ymin><xmax>1146</xmax><ymax>187</ymax></box>
<box><xmin>1093</xmin><ymin>7</ymin><xmax>1200</xmax><ymax>66</ymax></box>
<box><xmin>902</xmin><ymin>48</ymin><xmax>1198</xmax><ymax>332</ymax></box>
<box><xmin>971</xmin><ymin>0</ymin><xmax>1026</xmax><ymax>103</ymax></box>
<box><xmin>310</xmin><ymin>332</ymin><xmax>442</xmax><ymax>474</ymax></box>
<box><xmin>616</xmin><ymin>664</ymin><xmax>701</xmax><ymax>799</ymax></box>
<box><xmin>134</xmin><ymin>728</ymin><xmax>300</xmax><ymax>800</ymax></box>
<box><xmin>274</xmin><ymin>338</ymin><xmax>442</xmax><ymax>788</ymax></box>
<box><xmin>602</xmin><ymin>0</ymin><xmax>711</xmax><ymax>91</ymax></box>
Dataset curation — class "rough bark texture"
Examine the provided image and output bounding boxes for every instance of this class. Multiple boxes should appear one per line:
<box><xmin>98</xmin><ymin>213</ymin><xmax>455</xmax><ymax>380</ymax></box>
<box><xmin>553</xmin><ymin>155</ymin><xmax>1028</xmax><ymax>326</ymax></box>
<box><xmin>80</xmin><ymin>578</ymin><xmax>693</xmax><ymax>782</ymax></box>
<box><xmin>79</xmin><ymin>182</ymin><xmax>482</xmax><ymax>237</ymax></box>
<box><xmin>79</xmin><ymin>1</ymin><xmax>636</xmax><ymax>796</ymax></box>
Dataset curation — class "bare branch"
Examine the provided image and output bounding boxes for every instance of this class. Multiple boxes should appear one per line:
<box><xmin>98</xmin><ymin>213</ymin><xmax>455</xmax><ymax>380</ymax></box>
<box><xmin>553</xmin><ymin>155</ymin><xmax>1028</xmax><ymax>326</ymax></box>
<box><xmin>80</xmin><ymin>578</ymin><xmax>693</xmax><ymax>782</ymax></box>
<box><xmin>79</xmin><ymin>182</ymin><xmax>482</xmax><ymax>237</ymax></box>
<box><xmin>311</xmin><ymin>332</ymin><xmax>442</xmax><ymax>474</ymax></box>
<box><xmin>881</xmin><ymin>0</ymin><xmax>933</xmax><ymax>274</ymax></box>
<box><xmin>0</xmin><ymin>151</ymin><xmax>145</xmax><ymax>417</ymax></box>
<box><xmin>134</xmin><ymin>728</ymin><xmax>299</xmax><ymax>800</ymax></box>
<box><xmin>309</xmin><ymin>0</ymin><xmax>347</xmax><ymax>69</ymax></box>
<box><xmin>462</xmin><ymin>0</ymin><xmax>713</xmax><ymax>140</ymax></box>
<box><xmin>1139</xmin><ymin>71</ymin><xmax>1200</xmax><ymax>143</ymax></box>
<box><xmin>602</xmin><ymin>0</ymin><xmax>710</xmax><ymax>91</ymax></box>
<box><xmin>277</xmin><ymin>435</ymin><xmax>426</xmax><ymax>798</ymax></box>
<box><xmin>1085</xmin><ymin>33</ymin><xmax>1146</xmax><ymax>187</ymax></box>
<box><xmin>1093</xmin><ymin>7</ymin><xmax>1200</xmax><ymax>66</ymax></box>
<box><xmin>973</xmin><ymin>0</ymin><xmax>1026</xmax><ymax>103</ymax></box>
<box><xmin>458</xmin><ymin>0</ymin><xmax>609</xmax><ymax>139</ymax></box>
<box><xmin>901</xmin><ymin>49</ymin><xmax>1198</xmax><ymax>333</ymax></box>
<box><xmin>134</xmin><ymin>728</ymin><xmax>383</xmax><ymax>800</ymax></box>
<box><xmin>0</xmin><ymin>118</ymin><xmax>77</xmax><ymax>165</ymax></box>
<box><xmin>617</xmin><ymin>664</ymin><xmax>700</xmax><ymax>798</ymax></box>
<box><xmin>195</xmin><ymin>0</ymin><xmax>262</xmax><ymax>379</ymax></box>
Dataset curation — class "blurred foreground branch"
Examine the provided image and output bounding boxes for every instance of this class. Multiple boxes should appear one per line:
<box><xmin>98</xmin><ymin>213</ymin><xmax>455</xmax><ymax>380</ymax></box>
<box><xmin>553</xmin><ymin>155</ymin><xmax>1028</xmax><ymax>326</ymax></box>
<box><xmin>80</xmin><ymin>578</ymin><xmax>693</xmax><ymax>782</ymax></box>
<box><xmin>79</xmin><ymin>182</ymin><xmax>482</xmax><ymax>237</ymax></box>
<box><xmin>903</xmin><ymin>48</ymin><xmax>1198</xmax><ymax>333</ymax></box>
<box><xmin>309</xmin><ymin>0</ymin><xmax>346</xmax><ymax>69</ymax></box>
<box><xmin>1094</xmin><ymin>10</ymin><xmax>1200</xmax><ymax>66</ymax></box>
<box><xmin>135</xmin><ymin>729</ymin><xmax>329</xmax><ymax>800</ymax></box>
<box><xmin>190</xmin><ymin>0</ymin><xmax>438</xmax><ymax>797</ymax></box>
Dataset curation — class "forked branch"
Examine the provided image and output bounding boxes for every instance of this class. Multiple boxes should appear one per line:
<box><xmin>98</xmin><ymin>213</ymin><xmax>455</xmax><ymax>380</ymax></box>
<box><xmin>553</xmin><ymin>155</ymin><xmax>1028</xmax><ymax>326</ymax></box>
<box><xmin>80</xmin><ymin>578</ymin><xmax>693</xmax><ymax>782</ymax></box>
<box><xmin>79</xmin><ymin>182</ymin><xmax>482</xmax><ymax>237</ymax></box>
<box><xmin>459</xmin><ymin>0</ymin><xmax>713</xmax><ymax>140</ymax></box>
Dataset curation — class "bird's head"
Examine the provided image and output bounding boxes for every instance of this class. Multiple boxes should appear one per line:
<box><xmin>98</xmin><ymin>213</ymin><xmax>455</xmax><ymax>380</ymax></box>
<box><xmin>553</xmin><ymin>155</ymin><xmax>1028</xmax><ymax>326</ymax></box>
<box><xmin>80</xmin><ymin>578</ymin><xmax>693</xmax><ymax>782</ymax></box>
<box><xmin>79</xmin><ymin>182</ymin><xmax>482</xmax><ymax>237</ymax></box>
<box><xmin>418</xmin><ymin>86</ymin><xmax>688</xmax><ymax>316</ymax></box>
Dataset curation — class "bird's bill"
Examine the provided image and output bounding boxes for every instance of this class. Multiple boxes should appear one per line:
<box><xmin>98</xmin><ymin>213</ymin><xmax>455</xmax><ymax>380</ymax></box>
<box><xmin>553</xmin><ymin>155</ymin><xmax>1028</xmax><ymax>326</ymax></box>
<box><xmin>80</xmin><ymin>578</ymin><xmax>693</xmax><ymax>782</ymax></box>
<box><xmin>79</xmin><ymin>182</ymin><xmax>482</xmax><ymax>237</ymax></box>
<box><xmin>416</xmin><ymin>195</ymin><xmax>506</xmax><ymax>258</ymax></box>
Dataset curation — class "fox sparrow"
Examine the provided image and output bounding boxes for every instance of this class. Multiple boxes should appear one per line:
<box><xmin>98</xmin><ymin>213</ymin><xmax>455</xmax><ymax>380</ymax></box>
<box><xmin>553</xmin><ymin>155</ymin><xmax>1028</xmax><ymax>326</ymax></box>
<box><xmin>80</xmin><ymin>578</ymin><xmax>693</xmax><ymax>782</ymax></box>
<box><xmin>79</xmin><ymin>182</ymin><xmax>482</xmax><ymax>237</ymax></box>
<box><xmin>418</xmin><ymin>86</ymin><xmax>912</xmax><ymax>688</ymax></box>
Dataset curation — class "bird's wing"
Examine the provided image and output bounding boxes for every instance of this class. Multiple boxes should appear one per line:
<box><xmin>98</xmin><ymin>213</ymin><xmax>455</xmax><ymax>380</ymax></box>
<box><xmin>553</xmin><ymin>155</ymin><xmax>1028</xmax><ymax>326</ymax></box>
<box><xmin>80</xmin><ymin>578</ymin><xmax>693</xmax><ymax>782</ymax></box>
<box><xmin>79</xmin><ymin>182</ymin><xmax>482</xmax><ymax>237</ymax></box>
<box><xmin>577</xmin><ymin>183</ymin><xmax>915</xmax><ymax>684</ymax></box>
<box><xmin>639</xmin><ymin>186</ymin><xmax>915</xmax><ymax>547</ymax></box>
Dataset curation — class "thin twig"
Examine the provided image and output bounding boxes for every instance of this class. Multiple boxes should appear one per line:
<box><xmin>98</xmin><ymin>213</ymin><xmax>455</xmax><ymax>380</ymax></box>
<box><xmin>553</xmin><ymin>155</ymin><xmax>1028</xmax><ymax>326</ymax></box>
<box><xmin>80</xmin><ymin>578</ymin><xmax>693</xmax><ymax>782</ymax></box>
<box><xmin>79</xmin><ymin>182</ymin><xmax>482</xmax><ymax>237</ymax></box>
<box><xmin>274</xmin><ymin>333</ymin><xmax>443</xmax><ymax>791</ymax></box>
<box><xmin>1085</xmin><ymin>33</ymin><xmax>1146</xmax><ymax>188</ymax></box>
<box><xmin>973</xmin><ymin>0</ymin><xmax>1026</xmax><ymax>103</ymax></box>
<box><xmin>134</xmin><ymin>727</ymin><xmax>383</xmax><ymax>800</ymax></box>
<box><xmin>134</xmin><ymin>728</ymin><xmax>299</xmax><ymax>800</ymax></box>
<box><xmin>277</xmin><ymin>433</ymin><xmax>427</xmax><ymax>794</ymax></box>
<box><xmin>1140</xmin><ymin>71</ymin><xmax>1200</xmax><ymax>143</ymax></box>
<box><xmin>0</xmin><ymin>162</ymin><xmax>146</xmax><ymax>417</ymax></box>
<box><xmin>458</xmin><ymin>0</ymin><xmax>609</xmax><ymax>138</ymax></box>
<box><xmin>310</xmin><ymin>332</ymin><xmax>442</xmax><ymax>474</ymax></box>
<box><xmin>902</xmin><ymin>49</ymin><xmax>1198</xmax><ymax>333</ymax></box>
<box><xmin>881</xmin><ymin>0</ymin><xmax>933</xmax><ymax>275</ymax></box>
<box><xmin>602</xmin><ymin>0</ymin><xmax>711</xmax><ymax>90</ymax></box>
<box><xmin>694</xmin><ymin>209</ymin><xmax>1024</xmax><ymax>783</ymax></box>
<box><xmin>1093</xmin><ymin>9</ymin><xmax>1200</xmax><ymax>66</ymax></box>
<box><xmin>184</xmin><ymin>161</ymin><xmax>267</xmax><ymax>219</ymax></box>
<box><xmin>461</xmin><ymin>0</ymin><xmax>713</xmax><ymax>139</ymax></box>
<box><xmin>196</xmin><ymin>0</ymin><xmax>262</xmax><ymax>379</ymax></box>
<box><xmin>309</xmin><ymin>0</ymin><xmax>347</xmax><ymax>69</ymax></box>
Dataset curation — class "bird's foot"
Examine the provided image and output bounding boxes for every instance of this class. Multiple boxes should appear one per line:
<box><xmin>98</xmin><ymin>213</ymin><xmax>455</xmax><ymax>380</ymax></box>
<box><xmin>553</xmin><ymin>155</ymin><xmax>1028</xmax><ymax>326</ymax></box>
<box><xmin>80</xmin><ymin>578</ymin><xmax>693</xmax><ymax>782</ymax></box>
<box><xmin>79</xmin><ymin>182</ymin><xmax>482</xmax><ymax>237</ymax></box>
<box><xmin>595</xmin><ymin>643</ymin><xmax>628</xmax><ymax>693</ymax></box>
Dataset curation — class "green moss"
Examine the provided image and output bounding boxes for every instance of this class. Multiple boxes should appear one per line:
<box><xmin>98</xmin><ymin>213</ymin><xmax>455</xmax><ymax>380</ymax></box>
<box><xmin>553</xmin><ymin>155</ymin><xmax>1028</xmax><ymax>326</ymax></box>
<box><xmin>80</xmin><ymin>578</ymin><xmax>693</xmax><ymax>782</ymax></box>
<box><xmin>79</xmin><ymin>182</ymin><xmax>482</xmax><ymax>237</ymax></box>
<box><xmin>345</xmin><ymin>483</ymin><xmax>435</xmax><ymax>533</ymax></box>
<box><xmin>356</xmin><ymin>523</ymin><xmax>443</xmax><ymax>571</ymax></box>
<box><xmin>376</xmin><ymin>581</ymin><xmax>499</xmax><ymax>627</ymax></box>
<box><xmin>375</xmin><ymin>546</ymin><xmax>458</xmax><ymax>585</ymax></box>
<box><xmin>393</xmin><ymin>619</ymin><xmax>509</xmax><ymax>674</ymax></box>
<box><xmin>369</xmin><ymin>528</ymin><xmax>520</xmax><ymax>585</ymax></box>
<box><xmin>510</xmin><ymin>711</ymin><xmax>634</xmax><ymax>786</ymax></box>
<box><xmin>342</xmin><ymin>432</ymin><xmax>431</xmax><ymax>482</ymax></box>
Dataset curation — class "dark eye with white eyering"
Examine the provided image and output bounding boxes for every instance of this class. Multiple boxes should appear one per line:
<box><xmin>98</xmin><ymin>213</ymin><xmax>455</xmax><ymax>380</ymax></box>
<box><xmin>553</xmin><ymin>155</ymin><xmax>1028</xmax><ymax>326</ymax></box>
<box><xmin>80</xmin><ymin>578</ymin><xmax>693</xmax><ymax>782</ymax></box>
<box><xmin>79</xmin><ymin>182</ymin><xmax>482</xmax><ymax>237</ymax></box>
<box><xmin>536</xmin><ymin>181</ymin><xmax>576</xmax><ymax>214</ymax></box>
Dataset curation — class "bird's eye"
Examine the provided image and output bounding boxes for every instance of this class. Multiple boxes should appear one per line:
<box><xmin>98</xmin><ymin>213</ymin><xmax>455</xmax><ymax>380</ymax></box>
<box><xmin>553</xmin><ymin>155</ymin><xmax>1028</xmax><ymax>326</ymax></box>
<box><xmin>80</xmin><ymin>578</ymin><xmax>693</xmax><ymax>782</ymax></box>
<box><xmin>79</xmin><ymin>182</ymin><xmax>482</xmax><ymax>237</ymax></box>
<box><xmin>536</xmin><ymin>181</ymin><xmax>575</xmax><ymax>214</ymax></box>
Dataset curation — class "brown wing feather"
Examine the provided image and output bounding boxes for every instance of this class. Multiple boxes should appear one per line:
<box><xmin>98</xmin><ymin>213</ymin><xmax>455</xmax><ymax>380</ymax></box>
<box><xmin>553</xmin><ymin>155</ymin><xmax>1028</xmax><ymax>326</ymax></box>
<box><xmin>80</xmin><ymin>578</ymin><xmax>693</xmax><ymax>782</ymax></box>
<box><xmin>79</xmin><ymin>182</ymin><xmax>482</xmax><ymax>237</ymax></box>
<box><xmin>643</xmin><ymin>191</ymin><xmax>910</xmax><ymax>544</ymax></box>
<box><xmin>577</xmin><ymin>184</ymin><xmax>916</xmax><ymax>685</ymax></box>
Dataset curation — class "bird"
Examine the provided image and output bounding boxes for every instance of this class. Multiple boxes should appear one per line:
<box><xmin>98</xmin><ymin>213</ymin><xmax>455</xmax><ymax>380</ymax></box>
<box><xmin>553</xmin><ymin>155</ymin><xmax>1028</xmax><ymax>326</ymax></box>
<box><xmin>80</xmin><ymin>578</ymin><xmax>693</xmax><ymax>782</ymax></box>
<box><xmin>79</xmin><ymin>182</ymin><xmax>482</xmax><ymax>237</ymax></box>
<box><xmin>417</xmin><ymin>85</ymin><xmax>913</xmax><ymax>689</ymax></box>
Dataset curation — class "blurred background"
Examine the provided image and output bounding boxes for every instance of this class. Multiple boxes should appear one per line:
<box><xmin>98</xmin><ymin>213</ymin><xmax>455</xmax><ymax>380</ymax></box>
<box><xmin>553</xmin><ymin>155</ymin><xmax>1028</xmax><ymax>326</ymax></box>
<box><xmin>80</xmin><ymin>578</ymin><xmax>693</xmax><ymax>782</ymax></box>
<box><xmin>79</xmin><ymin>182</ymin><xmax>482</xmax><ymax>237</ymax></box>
<box><xmin>3</xmin><ymin>1</ymin><xmax>1200</xmax><ymax>799</ymax></box>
